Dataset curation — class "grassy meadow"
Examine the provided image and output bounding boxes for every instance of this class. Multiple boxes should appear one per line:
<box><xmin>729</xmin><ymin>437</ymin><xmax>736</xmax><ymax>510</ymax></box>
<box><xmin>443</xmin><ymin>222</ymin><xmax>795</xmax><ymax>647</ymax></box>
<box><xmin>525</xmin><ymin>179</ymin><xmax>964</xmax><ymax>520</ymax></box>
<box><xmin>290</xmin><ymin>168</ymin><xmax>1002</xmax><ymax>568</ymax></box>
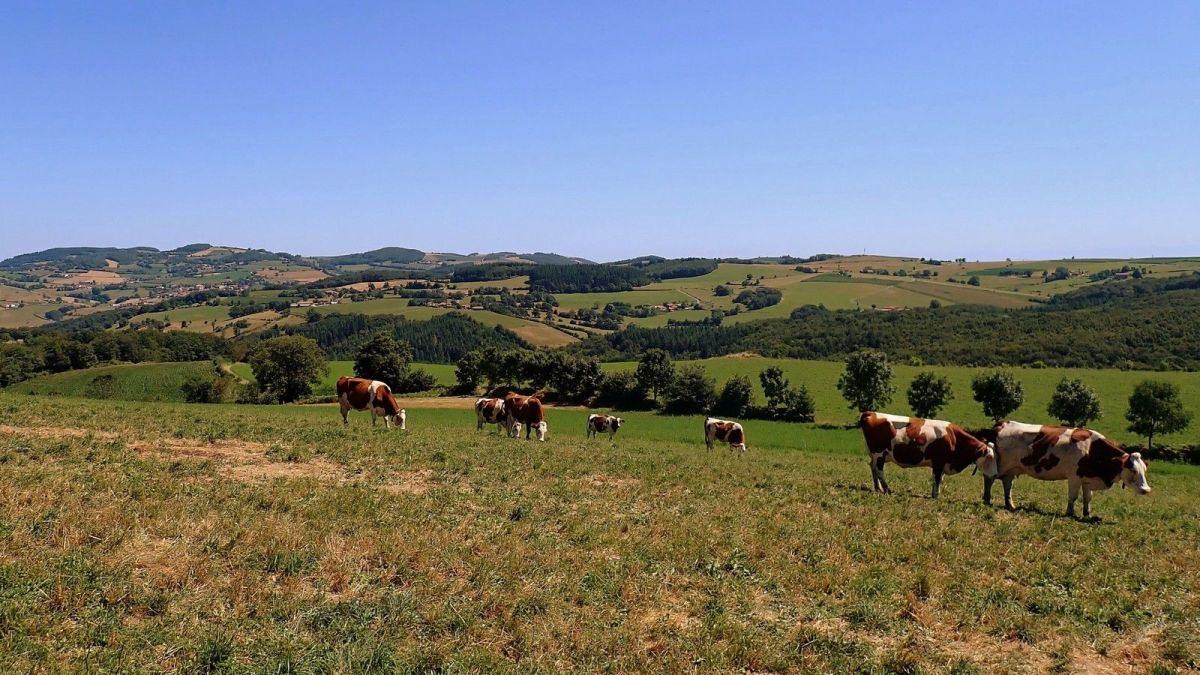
<box><xmin>0</xmin><ymin>394</ymin><xmax>1196</xmax><ymax>672</ymax></box>
<box><xmin>229</xmin><ymin>361</ymin><xmax>458</xmax><ymax>397</ymax></box>
<box><xmin>600</xmin><ymin>356</ymin><xmax>1200</xmax><ymax>447</ymax></box>
<box><xmin>6</xmin><ymin>362</ymin><xmax>216</xmax><ymax>402</ymax></box>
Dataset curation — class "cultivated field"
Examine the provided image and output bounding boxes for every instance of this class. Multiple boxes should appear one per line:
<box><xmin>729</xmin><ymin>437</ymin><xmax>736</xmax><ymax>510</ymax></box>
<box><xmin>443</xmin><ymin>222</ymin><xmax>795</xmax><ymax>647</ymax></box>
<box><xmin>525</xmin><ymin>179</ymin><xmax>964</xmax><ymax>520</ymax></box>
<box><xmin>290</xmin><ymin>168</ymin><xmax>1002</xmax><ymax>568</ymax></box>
<box><xmin>0</xmin><ymin>395</ymin><xmax>1196</xmax><ymax>672</ymax></box>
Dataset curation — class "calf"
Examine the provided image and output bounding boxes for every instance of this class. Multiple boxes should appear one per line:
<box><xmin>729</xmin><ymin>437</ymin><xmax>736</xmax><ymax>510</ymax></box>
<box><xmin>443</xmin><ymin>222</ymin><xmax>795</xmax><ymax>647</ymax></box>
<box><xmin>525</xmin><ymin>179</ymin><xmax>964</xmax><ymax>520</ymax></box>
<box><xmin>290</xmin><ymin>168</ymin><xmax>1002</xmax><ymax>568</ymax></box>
<box><xmin>337</xmin><ymin>376</ymin><xmax>406</xmax><ymax>429</ymax></box>
<box><xmin>504</xmin><ymin>392</ymin><xmax>548</xmax><ymax>441</ymax></box>
<box><xmin>986</xmin><ymin>421</ymin><xmax>1151</xmax><ymax>517</ymax></box>
<box><xmin>587</xmin><ymin>414</ymin><xmax>623</xmax><ymax>441</ymax></box>
<box><xmin>860</xmin><ymin>412</ymin><xmax>998</xmax><ymax>498</ymax></box>
<box><xmin>704</xmin><ymin>417</ymin><xmax>747</xmax><ymax>453</ymax></box>
<box><xmin>475</xmin><ymin>397</ymin><xmax>515</xmax><ymax>435</ymax></box>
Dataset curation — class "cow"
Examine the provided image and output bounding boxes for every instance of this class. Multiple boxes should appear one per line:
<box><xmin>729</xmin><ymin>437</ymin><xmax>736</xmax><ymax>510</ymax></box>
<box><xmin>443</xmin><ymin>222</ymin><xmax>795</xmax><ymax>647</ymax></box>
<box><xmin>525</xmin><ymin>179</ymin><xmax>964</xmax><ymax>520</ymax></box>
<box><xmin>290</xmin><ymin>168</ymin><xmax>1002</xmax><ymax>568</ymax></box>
<box><xmin>504</xmin><ymin>391</ymin><xmax>547</xmax><ymax>441</ymax></box>
<box><xmin>587</xmin><ymin>414</ymin><xmax>623</xmax><ymax>441</ymax></box>
<box><xmin>336</xmin><ymin>376</ymin><xmax>406</xmax><ymax>429</ymax></box>
<box><xmin>985</xmin><ymin>421</ymin><xmax>1151</xmax><ymax>518</ymax></box>
<box><xmin>859</xmin><ymin>412</ymin><xmax>998</xmax><ymax>498</ymax></box>
<box><xmin>704</xmin><ymin>417</ymin><xmax>747</xmax><ymax>453</ymax></box>
<box><xmin>475</xmin><ymin>397</ymin><xmax>515</xmax><ymax>435</ymax></box>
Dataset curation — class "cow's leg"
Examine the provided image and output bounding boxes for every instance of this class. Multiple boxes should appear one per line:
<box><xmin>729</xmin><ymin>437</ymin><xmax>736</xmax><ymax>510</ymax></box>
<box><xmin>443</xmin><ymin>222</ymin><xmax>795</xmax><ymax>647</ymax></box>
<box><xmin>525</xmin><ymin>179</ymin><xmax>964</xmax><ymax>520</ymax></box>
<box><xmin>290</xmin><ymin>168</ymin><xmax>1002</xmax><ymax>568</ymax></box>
<box><xmin>1002</xmin><ymin>477</ymin><xmax>1016</xmax><ymax>510</ymax></box>
<box><xmin>1082</xmin><ymin>487</ymin><xmax>1093</xmax><ymax>519</ymax></box>
<box><xmin>871</xmin><ymin>456</ymin><xmax>891</xmax><ymax>494</ymax></box>
<box><xmin>931</xmin><ymin>469</ymin><xmax>944</xmax><ymax>499</ymax></box>
<box><xmin>340</xmin><ymin>402</ymin><xmax>350</xmax><ymax>425</ymax></box>
<box><xmin>477</xmin><ymin>416</ymin><xmax>484</xmax><ymax>431</ymax></box>
<box><xmin>983</xmin><ymin>475</ymin><xmax>995</xmax><ymax>505</ymax></box>
<box><xmin>1066</xmin><ymin>480</ymin><xmax>1081</xmax><ymax>517</ymax></box>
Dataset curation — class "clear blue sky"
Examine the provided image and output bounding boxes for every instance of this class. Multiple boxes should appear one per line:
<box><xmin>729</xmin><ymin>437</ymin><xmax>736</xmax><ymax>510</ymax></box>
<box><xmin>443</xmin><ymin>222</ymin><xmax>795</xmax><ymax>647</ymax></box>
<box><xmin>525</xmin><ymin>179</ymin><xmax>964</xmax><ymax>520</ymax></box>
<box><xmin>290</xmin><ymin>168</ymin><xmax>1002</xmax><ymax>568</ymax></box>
<box><xmin>2</xmin><ymin>2</ymin><xmax>1197</xmax><ymax>262</ymax></box>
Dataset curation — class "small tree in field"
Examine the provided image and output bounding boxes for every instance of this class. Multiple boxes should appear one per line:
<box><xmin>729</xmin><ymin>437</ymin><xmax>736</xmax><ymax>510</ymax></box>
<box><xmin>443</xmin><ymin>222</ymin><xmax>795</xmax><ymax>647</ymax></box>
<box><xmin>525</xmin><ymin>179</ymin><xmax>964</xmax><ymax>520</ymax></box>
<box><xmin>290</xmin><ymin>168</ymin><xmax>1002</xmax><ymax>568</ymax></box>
<box><xmin>353</xmin><ymin>333</ymin><xmax>413</xmax><ymax>390</ymax></box>
<box><xmin>837</xmin><ymin>350</ymin><xmax>894</xmax><ymax>413</ymax></box>
<box><xmin>1126</xmin><ymin>380</ymin><xmax>1192</xmax><ymax>450</ymax></box>
<box><xmin>636</xmin><ymin>349</ymin><xmax>675</xmax><ymax>403</ymax></box>
<box><xmin>249</xmin><ymin>335</ymin><xmax>327</xmax><ymax>403</ymax></box>
<box><xmin>971</xmin><ymin>371</ymin><xmax>1024</xmax><ymax>423</ymax></box>
<box><xmin>907</xmin><ymin>371</ymin><xmax>953</xmax><ymax>419</ymax></box>
<box><xmin>713</xmin><ymin>375</ymin><xmax>754</xmax><ymax>417</ymax></box>
<box><xmin>1047</xmin><ymin>378</ymin><xmax>1102</xmax><ymax>427</ymax></box>
<box><xmin>664</xmin><ymin>364</ymin><xmax>716</xmax><ymax>415</ymax></box>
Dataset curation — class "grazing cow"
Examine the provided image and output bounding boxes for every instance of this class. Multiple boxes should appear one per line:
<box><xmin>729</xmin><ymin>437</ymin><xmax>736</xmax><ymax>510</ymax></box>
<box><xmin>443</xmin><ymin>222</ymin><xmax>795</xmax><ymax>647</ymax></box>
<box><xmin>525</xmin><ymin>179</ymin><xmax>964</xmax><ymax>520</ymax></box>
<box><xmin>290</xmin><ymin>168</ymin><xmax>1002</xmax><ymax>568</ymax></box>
<box><xmin>704</xmin><ymin>417</ymin><xmax>747</xmax><ymax>453</ymax></box>
<box><xmin>504</xmin><ymin>392</ymin><xmax>547</xmax><ymax>441</ymax></box>
<box><xmin>587</xmin><ymin>414</ymin><xmax>623</xmax><ymax>441</ymax></box>
<box><xmin>859</xmin><ymin>412</ymin><xmax>998</xmax><ymax>498</ymax></box>
<box><xmin>475</xmin><ymin>397</ymin><xmax>514</xmax><ymax>435</ymax></box>
<box><xmin>985</xmin><ymin>421</ymin><xmax>1151</xmax><ymax>517</ymax></box>
<box><xmin>337</xmin><ymin>376</ymin><xmax>406</xmax><ymax>429</ymax></box>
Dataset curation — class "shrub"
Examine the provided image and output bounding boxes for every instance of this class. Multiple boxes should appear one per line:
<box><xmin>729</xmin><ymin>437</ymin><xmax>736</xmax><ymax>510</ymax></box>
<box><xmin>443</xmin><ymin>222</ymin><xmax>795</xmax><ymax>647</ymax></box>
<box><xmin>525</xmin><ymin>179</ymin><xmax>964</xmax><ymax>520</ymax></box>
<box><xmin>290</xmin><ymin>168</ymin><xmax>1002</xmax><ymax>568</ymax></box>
<box><xmin>713</xmin><ymin>375</ymin><xmax>754</xmax><ymax>417</ymax></box>
<box><xmin>663</xmin><ymin>364</ymin><xmax>716</xmax><ymax>415</ymax></box>
<box><xmin>1047</xmin><ymin>378</ymin><xmax>1102</xmax><ymax>427</ymax></box>
<box><xmin>595</xmin><ymin>371</ymin><xmax>651</xmax><ymax>410</ymax></box>
<box><xmin>907</xmin><ymin>371</ymin><xmax>953</xmax><ymax>419</ymax></box>
<box><xmin>971</xmin><ymin>371</ymin><xmax>1025</xmax><ymax>423</ymax></box>
<box><xmin>837</xmin><ymin>350</ymin><xmax>894</xmax><ymax>413</ymax></box>
<box><xmin>394</xmin><ymin>368</ymin><xmax>438</xmax><ymax>394</ymax></box>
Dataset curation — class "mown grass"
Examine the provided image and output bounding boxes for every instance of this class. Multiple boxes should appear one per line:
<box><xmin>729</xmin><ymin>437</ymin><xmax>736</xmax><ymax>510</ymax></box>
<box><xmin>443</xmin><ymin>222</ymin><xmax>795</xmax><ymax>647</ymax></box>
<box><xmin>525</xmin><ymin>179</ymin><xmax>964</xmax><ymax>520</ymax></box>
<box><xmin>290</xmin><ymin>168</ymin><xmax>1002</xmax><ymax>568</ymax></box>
<box><xmin>0</xmin><ymin>394</ymin><xmax>1196</xmax><ymax>672</ymax></box>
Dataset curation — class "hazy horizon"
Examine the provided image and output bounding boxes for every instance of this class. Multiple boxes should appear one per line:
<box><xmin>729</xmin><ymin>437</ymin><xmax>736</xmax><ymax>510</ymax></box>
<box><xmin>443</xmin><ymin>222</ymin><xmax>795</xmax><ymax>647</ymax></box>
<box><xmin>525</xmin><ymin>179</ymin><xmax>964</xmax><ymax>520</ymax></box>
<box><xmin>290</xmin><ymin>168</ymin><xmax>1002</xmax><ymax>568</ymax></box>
<box><xmin>3</xmin><ymin>2</ymin><xmax>1197</xmax><ymax>262</ymax></box>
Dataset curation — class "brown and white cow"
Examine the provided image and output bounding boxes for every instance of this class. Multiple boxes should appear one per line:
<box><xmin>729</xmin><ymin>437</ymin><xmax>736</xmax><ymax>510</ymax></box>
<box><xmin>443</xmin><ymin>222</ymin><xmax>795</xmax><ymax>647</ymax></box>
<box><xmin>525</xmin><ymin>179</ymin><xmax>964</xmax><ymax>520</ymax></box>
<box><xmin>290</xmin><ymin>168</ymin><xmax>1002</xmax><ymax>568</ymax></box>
<box><xmin>860</xmin><ymin>412</ymin><xmax>998</xmax><ymax>498</ymax></box>
<box><xmin>336</xmin><ymin>376</ymin><xmax>406</xmax><ymax>429</ymax></box>
<box><xmin>504</xmin><ymin>392</ymin><xmax>547</xmax><ymax>441</ymax></box>
<box><xmin>704</xmin><ymin>417</ymin><xmax>747</xmax><ymax>453</ymax></box>
<box><xmin>587</xmin><ymin>414</ymin><xmax>623</xmax><ymax>441</ymax></box>
<box><xmin>475</xmin><ymin>397</ymin><xmax>517</xmax><ymax>436</ymax></box>
<box><xmin>985</xmin><ymin>421</ymin><xmax>1151</xmax><ymax>518</ymax></box>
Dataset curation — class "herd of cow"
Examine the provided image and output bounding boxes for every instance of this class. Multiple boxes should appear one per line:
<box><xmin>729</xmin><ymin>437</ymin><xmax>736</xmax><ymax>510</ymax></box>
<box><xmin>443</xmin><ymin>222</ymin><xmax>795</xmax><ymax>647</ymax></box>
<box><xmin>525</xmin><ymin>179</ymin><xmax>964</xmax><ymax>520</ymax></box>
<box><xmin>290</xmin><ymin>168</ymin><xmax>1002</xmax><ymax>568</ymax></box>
<box><xmin>337</xmin><ymin>376</ymin><xmax>1152</xmax><ymax>519</ymax></box>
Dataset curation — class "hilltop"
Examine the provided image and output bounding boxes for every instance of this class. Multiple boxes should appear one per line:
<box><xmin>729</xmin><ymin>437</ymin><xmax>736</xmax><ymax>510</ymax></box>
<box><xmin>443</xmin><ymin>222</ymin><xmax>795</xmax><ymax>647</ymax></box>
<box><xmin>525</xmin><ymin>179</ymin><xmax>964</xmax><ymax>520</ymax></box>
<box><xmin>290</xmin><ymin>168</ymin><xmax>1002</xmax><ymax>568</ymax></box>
<box><xmin>2</xmin><ymin>244</ymin><xmax>1199</xmax><ymax>348</ymax></box>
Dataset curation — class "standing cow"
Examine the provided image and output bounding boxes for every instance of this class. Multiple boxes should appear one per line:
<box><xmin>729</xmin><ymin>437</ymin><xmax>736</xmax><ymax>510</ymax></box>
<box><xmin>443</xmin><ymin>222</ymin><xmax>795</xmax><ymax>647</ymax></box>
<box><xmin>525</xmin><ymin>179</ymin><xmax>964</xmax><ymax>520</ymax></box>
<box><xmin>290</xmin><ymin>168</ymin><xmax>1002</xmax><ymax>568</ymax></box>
<box><xmin>859</xmin><ymin>412</ymin><xmax>997</xmax><ymax>498</ymax></box>
<box><xmin>336</xmin><ymin>376</ymin><xmax>406</xmax><ymax>429</ymax></box>
<box><xmin>985</xmin><ymin>421</ymin><xmax>1151</xmax><ymax>517</ymax></box>
<box><xmin>587</xmin><ymin>414</ymin><xmax>623</xmax><ymax>442</ymax></box>
<box><xmin>475</xmin><ymin>397</ymin><xmax>517</xmax><ymax>436</ymax></box>
<box><xmin>504</xmin><ymin>392</ymin><xmax>547</xmax><ymax>441</ymax></box>
<box><xmin>704</xmin><ymin>417</ymin><xmax>747</xmax><ymax>453</ymax></box>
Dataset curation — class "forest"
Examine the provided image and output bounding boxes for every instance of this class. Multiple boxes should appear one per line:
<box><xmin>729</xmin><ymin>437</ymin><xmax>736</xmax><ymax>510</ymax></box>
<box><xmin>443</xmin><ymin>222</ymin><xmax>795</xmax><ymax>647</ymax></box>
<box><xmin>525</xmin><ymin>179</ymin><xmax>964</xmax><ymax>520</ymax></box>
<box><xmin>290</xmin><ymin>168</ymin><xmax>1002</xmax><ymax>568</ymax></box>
<box><xmin>576</xmin><ymin>279</ymin><xmax>1200</xmax><ymax>371</ymax></box>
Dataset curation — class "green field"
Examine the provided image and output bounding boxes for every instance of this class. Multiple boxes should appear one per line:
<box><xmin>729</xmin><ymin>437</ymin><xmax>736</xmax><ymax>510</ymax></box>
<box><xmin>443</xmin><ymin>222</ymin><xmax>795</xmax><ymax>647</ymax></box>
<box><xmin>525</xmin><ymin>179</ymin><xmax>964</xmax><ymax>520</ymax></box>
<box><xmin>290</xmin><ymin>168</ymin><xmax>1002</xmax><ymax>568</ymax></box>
<box><xmin>311</xmin><ymin>300</ymin><xmax>576</xmax><ymax>347</ymax></box>
<box><xmin>230</xmin><ymin>361</ymin><xmax>457</xmax><ymax>396</ymax></box>
<box><xmin>131</xmin><ymin>304</ymin><xmax>232</xmax><ymax>327</ymax></box>
<box><xmin>601</xmin><ymin>356</ymin><xmax>1200</xmax><ymax>446</ymax></box>
<box><xmin>6</xmin><ymin>362</ymin><xmax>215</xmax><ymax>402</ymax></box>
<box><xmin>0</xmin><ymin>394</ymin><xmax>1195</xmax><ymax>671</ymax></box>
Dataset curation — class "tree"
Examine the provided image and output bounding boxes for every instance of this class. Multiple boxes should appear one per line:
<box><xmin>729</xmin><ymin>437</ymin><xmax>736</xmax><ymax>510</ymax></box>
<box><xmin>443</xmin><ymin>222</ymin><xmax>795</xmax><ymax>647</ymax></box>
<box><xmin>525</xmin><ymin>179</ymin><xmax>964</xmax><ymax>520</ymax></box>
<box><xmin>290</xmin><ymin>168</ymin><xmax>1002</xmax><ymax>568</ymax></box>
<box><xmin>759</xmin><ymin>367</ymin><xmax>789</xmax><ymax>408</ymax></box>
<box><xmin>636</xmin><ymin>348</ymin><xmax>675</xmax><ymax>403</ymax></box>
<box><xmin>596</xmin><ymin>370</ymin><xmax>650</xmax><ymax>410</ymax></box>
<box><xmin>454</xmin><ymin>350</ymin><xmax>485</xmax><ymax>393</ymax></box>
<box><xmin>713</xmin><ymin>375</ymin><xmax>754</xmax><ymax>417</ymax></box>
<box><xmin>971</xmin><ymin>371</ymin><xmax>1025</xmax><ymax>422</ymax></box>
<box><xmin>837</xmin><ymin>350</ymin><xmax>895</xmax><ymax>413</ymax></box>
<box><xmin>1047</xmin><ymin>378</ymin><xmax>1102</xmax><ymax>427</ymax></box>
<box><xmin>394</xmin><ymin>368</ymin><xmax>438</xmax><ymax>394</ymax></box>
<box><xmin>0</xmin><ymin>344</ymin><xmax>42</xmax><ymax>387</ymax></box>
<box><xmin>1126</xmin><ymin>380</ymin><xmax>1192</xmax><ymax>450</ymax></box>
<box><xmin>907</xmin><ymin>371</ymin><xmax>953</xmax><ymax>419</ymax></box>
<box><xmin>248</xmin><ymin>335</ymin><xmax>327</xmax><ymax>403</ymax></box>
<box><xmin>663</xmin><ymin>364</ymin><xmax>716</xmax><ymax>415</ymax></box>
<box><xmin>967</xmin><ymin>275</ymin><xmax>981</xmax><ymax>286</ymax></box>
<box><xmin>929</xmin><ymin>299</ymin><xmax>942</xmax><ymax>309</ymax></box>
<box><xmin>353</xmin><ymin>333</ymin><xmax>413</xmax><ymax>389</ymax></box>
<box><xmin>713</xmin><ymin>285</ymin><xmax>731</xmax><ymax>297</ymax></box>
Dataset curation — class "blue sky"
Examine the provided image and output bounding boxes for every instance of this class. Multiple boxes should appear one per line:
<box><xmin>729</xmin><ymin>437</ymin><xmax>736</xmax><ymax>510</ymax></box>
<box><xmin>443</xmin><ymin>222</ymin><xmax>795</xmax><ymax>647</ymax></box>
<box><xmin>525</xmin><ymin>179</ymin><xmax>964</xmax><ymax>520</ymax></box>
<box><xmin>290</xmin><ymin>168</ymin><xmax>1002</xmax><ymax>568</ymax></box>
<box><xmin>2</xmin><ymin>1</ymin><xmax>1197</xmax><ymax>262</ymax></box>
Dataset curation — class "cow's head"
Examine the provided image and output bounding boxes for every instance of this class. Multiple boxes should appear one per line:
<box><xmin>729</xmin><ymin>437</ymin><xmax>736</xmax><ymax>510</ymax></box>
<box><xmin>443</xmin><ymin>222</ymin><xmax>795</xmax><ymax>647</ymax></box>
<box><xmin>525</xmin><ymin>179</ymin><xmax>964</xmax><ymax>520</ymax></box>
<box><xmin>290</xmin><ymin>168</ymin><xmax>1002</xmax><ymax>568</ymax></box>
<box><xmin>975</xmin><ymin>441</ymin><xmax>999</xmax><ymax>479</ymax></box>
<box><xmin>1121</xmin><ymin>452</ymin><xmax>1152</xmax><ymax>495</ymax></box>
<box><xmin>509</xmin><ymin>421</ymin><xmax>522</xmax><ymax>438</ymax></box>
<box><xmin>535</xmin><ymin>421</ymin><xmax>548</xmax><ymax>441</ymax></box>
<box><xmin>611</xmin><ymin>417</ymin><xmax>623</xmax><ymax>432</ymax></box>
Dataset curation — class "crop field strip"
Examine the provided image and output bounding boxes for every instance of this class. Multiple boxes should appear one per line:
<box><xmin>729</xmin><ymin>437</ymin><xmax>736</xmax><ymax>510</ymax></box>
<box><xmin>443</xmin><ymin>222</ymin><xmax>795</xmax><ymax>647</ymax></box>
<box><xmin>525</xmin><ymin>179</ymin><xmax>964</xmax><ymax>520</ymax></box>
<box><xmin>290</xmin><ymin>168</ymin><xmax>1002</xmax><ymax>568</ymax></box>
<box><xmin>0</xmin><ymin>394</ymin><xmax>1196</xmax><ymax>671</ymax></box>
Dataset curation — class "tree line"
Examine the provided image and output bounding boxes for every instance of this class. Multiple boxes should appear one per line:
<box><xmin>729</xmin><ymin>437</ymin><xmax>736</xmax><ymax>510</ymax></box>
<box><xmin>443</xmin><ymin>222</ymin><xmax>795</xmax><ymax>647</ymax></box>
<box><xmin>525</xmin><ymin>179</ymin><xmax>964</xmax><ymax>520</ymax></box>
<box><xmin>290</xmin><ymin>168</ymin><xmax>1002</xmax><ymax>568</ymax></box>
<box><xmin>576</xmin><ymin>282</ymin><xmax>1200</xmax><ymax>371</ymax></box>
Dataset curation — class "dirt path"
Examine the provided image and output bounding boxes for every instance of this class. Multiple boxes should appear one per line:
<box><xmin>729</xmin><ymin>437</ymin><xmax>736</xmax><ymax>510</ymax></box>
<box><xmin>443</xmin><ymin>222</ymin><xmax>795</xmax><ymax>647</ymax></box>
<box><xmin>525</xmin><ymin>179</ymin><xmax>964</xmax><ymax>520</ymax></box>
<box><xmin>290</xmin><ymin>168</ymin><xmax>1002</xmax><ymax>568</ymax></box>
<box><xmin>220</xmin><ymin>362</ymin><xmax>250</xmax><ymax>385</ymax></box>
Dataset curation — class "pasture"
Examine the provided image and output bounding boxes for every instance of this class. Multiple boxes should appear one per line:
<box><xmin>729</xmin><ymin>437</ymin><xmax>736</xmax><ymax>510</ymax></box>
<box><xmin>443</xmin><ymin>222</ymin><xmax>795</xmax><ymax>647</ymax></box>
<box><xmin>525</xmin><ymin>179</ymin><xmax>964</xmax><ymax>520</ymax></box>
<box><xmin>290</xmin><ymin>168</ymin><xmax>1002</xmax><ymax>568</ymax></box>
<box><xmin>229</xmin><ymin>361</ymin><xmax>457</xmax><ymax>397</ymax></box>
<box><xmin>0</xmin><ymin>394</ymin><xmax>1196</xmax><ymax>672</ymax></box>
<box><xmin>601</xmin><ymin>356</ymin><xmax>1200</xmax><ymax>446</ymax></box>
